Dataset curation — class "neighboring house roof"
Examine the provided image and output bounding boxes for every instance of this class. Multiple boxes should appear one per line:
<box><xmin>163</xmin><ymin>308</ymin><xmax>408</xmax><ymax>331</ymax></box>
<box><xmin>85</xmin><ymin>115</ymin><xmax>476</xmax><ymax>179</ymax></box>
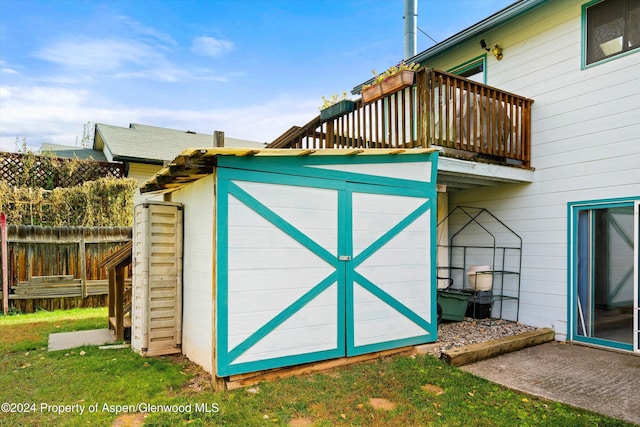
<box><xmin>352</xmin><ymin>0</ymin><xmax>548</xmax><ymax>93</ymax></box>
<box><xmin>40</xmin><ymin>143</ymin><xmax>108</xmax><ymax>162</ymax></box>
<box><xmin>94</xmin><ymin>123</ymin><xmax>267</xmax><ymax>165</ymax></box>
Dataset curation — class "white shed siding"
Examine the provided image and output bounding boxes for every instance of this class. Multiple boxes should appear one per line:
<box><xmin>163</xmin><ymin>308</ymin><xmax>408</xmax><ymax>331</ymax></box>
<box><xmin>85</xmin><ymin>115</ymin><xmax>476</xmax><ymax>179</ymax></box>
<box><xmin>443</xmin><ymin>0</ymin><xmax>640</xmax><ymax>338</ymax></box>
<box><xmin>209</xmin><ymin>152</ymin><xmax>438</xmax><ymax>376</ymax></box>
<box><xmin>352</xmin><ymin>192</ymin><xmax>431</xmax><ymax>346</ymax></box>
<box><xmin>232</xmin><ymin>286</ymin><xmax>339</xmax><ymax>364</ymax></box>
<box><xmin>170</xmin><ymin>174</ymin><xmax>214</xmax><ymax>373</ymax></box>
<box><xmin>232</xmin><ymin>181</ymin><xmax>338</xmax><ymax>254</ymax></box>
<box><xmin>309</xmin><ymin>161</ymin><xmax>433</xmax><ymax>183</ymax></box>
<box><xmin>224</xmin><ymin>181</ymin><xmax>339</xmax><ymax>365</ymax></box>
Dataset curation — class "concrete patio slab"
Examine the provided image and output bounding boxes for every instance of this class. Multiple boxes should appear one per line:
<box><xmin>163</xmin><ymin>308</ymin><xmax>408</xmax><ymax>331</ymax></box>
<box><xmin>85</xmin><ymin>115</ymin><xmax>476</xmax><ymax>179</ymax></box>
<box><xmin>48</xmin><ymin>328</ymin><xmax>117</xmax><ymax>352</ymax></box>
<box><xmin>461</xmin><ymin>341</ymin><xmax>640</xmax><ymax>425</ymax></box>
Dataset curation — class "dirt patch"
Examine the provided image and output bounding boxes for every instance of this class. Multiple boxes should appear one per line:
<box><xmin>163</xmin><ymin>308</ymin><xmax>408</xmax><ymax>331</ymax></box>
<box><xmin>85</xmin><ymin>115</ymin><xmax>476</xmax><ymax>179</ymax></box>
<box><xmin>112</xmin><ymin>412</ymin><xmax>147</xmax><ymax>427</ymax></box>
<box><xmin>368</xmin><ymin>397</ymin><xmax>396</xmax><ymax>411</ymax></box>
<box><xmin>184</xmin><ymin>365</ymin><xmax>212</xmax><ymax>393</ymax></box>
<box><xmin>0</xmin><ymin>321</ymin><xmax>50</xmax><ymax>352</ymax></box>
<box><xmin>288</xmin><ymin>417</ymin><xmax>314</xmax><ymax>426</ymax></box>
<box><xmin>322</xmin><ymin>370</ymin><xmax>341</xmax><ymax>379</ymax></box>
<box><xmin>421</xmin><ymin>384</ymin><xmax>444</xmax><ymax>395</ymax></box>
<box><xmin>166</xmin><ymin>354</ymin><xmax>212</xmax><ymax>394</ymax></box>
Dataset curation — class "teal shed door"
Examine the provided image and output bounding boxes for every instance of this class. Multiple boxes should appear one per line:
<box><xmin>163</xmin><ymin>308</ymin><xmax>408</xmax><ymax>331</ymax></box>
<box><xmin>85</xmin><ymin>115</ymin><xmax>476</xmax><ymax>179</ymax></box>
<box><xmin>216</xmin><ymin>158</ymin><xmax>437</xmax><ymax>376</ymax></box>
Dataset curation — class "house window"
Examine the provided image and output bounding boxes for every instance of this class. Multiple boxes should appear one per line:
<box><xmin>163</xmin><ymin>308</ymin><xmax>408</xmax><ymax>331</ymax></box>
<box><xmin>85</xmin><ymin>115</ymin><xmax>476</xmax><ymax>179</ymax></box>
<box><xmin>584</xmin><ymin>0</ymin><xmax>640</xmax><ymax>66</ymax></box>
<box><xmin>449</xmin><ymin>57</ymin><xmax>486</xmax><ymax>84</ymax></box>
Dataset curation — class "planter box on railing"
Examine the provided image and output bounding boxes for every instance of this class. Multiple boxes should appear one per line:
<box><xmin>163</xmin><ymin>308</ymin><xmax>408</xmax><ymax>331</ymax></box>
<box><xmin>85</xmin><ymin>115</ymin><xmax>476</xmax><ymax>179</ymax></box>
<box><xmin>361</xmin><ymin>84</ymin><xmax>384</xmax><ymax>104</ymax></box>
<box><xmin>381</xmin><ymin>70</ymin><xmax>415</xmax><ymax>94</ymax></box>
<box><xmin>361</xmin><ymin>70</ymin><xmax>415</xmax><ymax>104</ymax></box>
<box><xmin>320</xmin><ymin>100</ymin><xmax>355</xmax><ymax>121</ymax></box>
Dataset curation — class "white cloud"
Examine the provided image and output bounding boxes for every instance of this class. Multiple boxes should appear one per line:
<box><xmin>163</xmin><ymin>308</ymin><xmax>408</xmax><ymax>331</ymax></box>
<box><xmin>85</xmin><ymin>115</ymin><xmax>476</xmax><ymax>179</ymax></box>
<box><xmin>28</xmin><ymin>15</ymin><xmax>203</xmax><ymax>83</ymax></box>
<box><xmin>33</xmin><ymin>35</ymin><xmax>232</xmax><ymax>83</ymax></box>
<box><xmin>0</xmin><ymin>85</ymin><xmax>92</xmax><ymax>151</ymax></box>
<box><xmin>153</xmin><ymin>96</ymin><xmax>317</xmax><ymax>144</ymax></box>
<box><xmin>1</xmin><ymin>68</ymin><xmax>19</xmax><ymax>75</ymax></box>
<box><xmin>0</xmin><ymin>84</ymin><xmax>317</xmax><ymax>152</ymax></box>
<box><xmin>35</xmin><ymin>37</ymin><xmax>161</xmax><ymax>72</ymax></box>
<box><xmin>191</xmin><ymin>36</ymin><xmax>234</xmax><ymax>57</ymax></box>
<box><xmin>115</xmin><ymin>15</ymin><xmax>179</xmax><ymax>48</ymax></box>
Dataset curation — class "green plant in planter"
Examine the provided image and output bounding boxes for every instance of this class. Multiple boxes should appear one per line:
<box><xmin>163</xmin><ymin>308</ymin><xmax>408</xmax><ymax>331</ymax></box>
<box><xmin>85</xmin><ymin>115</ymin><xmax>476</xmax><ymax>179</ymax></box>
<box><xmin>361</xmin><ymin>60</ymin><xmax>421</xmax><ymax>103</ymax></box>
<box><xmin>319</xmin><ymin>92</ymin><xmax>355</xmax><ymax>121</ymax></box>
<box><xmin>319</xmin><ymin>92</ymin><xmax>351</xmax><ymax>110</ymax></box>
<box><xmin>364</xmin><ymin>60</ymin><xmax>420</xmax><ymax>88</ymax></box>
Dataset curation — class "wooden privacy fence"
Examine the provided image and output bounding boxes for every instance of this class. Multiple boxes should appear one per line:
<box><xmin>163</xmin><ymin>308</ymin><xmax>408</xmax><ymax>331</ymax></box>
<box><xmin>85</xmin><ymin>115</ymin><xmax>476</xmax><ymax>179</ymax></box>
<box><xmin>1</xmin><ymin>225</ymin><xmax>132</xmax><ymax>312</ymax></box>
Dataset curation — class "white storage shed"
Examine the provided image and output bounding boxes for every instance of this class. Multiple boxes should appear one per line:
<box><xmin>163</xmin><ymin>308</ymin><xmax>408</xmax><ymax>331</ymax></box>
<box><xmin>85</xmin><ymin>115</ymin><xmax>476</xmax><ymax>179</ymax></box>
<box><xmin>136</xmin><ymin>147</ymin><xmax>439</xmax><ymax>383</ymax></box>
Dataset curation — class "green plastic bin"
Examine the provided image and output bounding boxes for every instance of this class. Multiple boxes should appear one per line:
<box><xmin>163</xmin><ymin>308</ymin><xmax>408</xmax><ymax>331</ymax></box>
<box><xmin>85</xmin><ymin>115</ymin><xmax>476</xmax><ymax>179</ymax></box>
<box><xmin>437</xmin><ymin>290</ymin><xmax>470</xmax><ymax>322</ymax></box>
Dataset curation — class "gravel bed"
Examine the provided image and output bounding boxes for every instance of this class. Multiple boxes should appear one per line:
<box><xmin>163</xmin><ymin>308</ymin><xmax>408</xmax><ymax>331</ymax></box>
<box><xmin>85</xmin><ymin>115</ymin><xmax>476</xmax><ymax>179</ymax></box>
<box><xmin>423</xmin><ymin>318</ymin><xmax>538</xmax><ymax>357</ymax></box>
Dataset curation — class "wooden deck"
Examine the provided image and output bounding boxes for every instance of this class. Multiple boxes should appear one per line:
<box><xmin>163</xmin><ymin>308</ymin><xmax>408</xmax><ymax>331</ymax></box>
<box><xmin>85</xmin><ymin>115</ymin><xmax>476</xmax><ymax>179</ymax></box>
<box><xmin>268</xmin><ymin>68</ymin><xmax>533</xmax><ymax>168</ymax></box>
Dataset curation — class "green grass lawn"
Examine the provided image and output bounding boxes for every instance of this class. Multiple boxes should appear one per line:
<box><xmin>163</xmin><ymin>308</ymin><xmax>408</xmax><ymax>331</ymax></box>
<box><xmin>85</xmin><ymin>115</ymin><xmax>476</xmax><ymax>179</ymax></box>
<box><xmin>0</xmin><ymin>308</ymin><xmax>632</xmax><ymax>426</ymax></box>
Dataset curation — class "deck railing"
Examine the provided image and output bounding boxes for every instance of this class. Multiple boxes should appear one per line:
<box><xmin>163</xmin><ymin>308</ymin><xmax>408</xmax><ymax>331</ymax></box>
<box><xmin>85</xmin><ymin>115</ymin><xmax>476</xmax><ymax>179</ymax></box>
<box><xmin>269</xmin><ymin>68</ymin><xmax>533</xmax><ymax>167</ymax></box>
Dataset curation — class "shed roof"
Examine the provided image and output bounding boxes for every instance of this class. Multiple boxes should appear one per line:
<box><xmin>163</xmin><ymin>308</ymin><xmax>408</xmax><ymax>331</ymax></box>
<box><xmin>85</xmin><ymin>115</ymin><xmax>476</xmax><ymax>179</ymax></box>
<box><xmin>141</xmin><ymin>147</ymin><xmax>439</xmax><ymax>194</ymax></box>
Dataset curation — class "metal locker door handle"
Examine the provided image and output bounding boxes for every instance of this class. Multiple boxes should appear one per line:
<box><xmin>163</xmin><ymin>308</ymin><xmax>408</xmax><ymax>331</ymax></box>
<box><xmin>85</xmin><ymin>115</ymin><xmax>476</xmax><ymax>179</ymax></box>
<box><xmin>338</xmin><ymin>255</ymin><xmax>351</xmax><ymax>261</ymax></box>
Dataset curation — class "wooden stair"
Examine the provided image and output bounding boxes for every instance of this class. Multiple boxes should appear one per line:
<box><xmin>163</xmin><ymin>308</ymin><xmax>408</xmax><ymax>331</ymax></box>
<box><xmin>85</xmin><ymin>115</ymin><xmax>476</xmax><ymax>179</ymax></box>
<box><xmin>99</xmin><ymin>241</ymin><xmax>133</xmax><ymax>341</ymax></box>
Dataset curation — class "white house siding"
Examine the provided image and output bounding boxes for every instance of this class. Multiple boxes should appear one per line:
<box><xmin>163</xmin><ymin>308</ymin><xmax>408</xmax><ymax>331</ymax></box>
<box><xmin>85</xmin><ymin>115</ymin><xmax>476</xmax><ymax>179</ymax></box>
<box><xmin>169</xmin><ymin>174</ymin><xmax>215</xmax><ymax>373</ymax></box>
<box><xmin>128</xmin><ymin>163</ymin><xmax>164</xmax><ymax>205</ymax></box>
<box><xmin>430</xmin><ymin>0</ymin><xmax>640</xmax><ymax>338</ymax></box>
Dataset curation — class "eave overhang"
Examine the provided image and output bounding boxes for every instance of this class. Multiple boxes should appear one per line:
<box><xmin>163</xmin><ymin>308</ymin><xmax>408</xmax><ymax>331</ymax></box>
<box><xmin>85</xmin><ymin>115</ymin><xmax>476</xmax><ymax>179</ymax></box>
<box><xmin>437</xmin><ymin>156</ymin><xmax>534</xmax><ymax>191</ymax></box>
<box><xmin>141</xmin><ymin>147</ymin><xmax>440</xmax><ymax>194</ymax></box>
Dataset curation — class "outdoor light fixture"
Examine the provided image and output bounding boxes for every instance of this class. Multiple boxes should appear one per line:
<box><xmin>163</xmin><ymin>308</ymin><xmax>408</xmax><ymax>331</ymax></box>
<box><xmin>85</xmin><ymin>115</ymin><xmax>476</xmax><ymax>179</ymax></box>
<box><xmin>480</xmin><ymin>39</ymin><xmax>503</xmax><ymax>60</ymax></box>
<box><xmin>491</xmin><ymin>45</ymin><xmax>503</xmax><ymax>60</ymax></box>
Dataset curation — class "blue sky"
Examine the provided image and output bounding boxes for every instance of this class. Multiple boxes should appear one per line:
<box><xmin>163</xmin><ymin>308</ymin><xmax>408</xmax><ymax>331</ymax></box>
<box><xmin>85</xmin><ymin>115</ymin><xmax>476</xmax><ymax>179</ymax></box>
<box><xmin>0</xmin><ymin>0</ymin><xmax>513</xmax><ymax>152</ymax></box>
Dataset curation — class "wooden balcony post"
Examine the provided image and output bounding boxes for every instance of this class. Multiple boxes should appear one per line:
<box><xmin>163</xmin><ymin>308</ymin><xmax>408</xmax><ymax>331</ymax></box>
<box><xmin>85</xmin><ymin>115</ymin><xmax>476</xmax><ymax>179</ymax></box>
<box><xmin>417</xmin><ymin>69</ymin><xmax>429</xmax><ymax>148</ymax></box>
<box><xmin>326</xmin><ymin>121</ymin><xmax>334</xmax><ymax>148</ymax></box>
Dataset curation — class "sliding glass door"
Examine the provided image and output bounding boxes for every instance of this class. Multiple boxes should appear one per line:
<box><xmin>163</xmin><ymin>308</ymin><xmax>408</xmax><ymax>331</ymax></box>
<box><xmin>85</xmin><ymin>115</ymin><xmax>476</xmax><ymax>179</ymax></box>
<box><xmin>570</xmin><ymin>198</ymin><xmax>639</xmax><ymax>352</ymax></box>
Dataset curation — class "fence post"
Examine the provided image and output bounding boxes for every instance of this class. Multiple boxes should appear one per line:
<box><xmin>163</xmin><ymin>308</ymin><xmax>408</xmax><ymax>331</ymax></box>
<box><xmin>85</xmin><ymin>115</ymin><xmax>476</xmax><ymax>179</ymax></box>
<box><xmin>2</xmin><ymin>212</ymin><xmax>8</xmax><ymax>315</ymax></box>
<box><xmin>80</xmin><ymin>236</ymin><xmax>87</xmax><ymax>298</ymax></box>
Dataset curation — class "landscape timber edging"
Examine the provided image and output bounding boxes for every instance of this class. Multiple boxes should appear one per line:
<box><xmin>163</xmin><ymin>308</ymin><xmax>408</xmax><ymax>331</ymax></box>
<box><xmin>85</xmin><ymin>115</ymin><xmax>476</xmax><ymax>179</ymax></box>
<box><xmin>440</xmin><ymin>328</ymin><xmax>556</xmax><ymax>367</ymax></box>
